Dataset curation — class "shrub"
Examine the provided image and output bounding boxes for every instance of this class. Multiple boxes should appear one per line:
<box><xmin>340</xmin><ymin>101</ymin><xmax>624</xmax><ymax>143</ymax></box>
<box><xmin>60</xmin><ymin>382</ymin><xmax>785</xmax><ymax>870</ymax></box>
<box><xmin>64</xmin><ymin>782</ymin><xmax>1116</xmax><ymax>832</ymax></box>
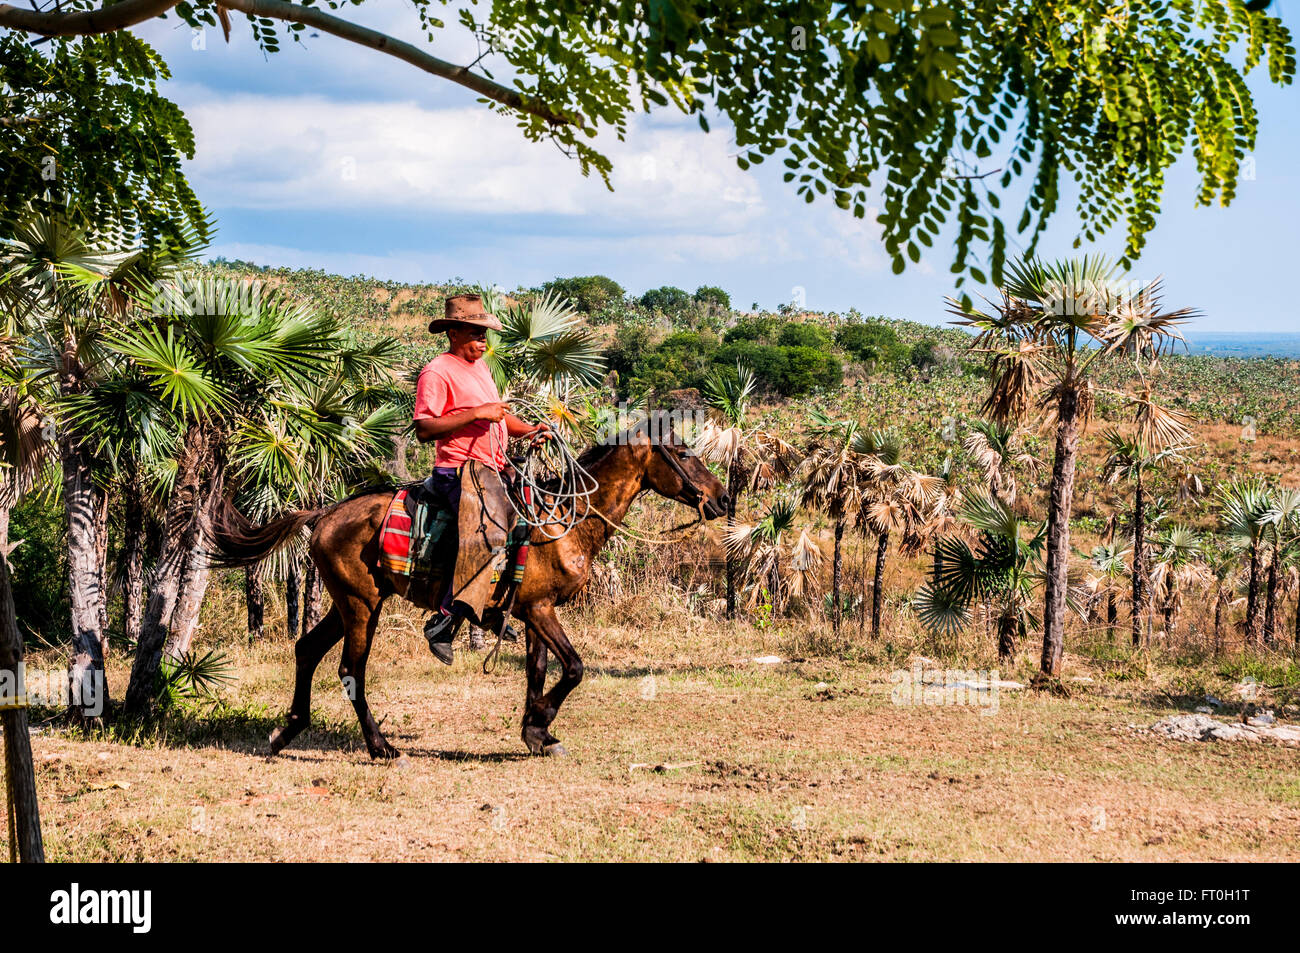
<box><xmin>722</xmin><ymin>316</ymin><xmax>781</xmax><ymax>345</ymax></box>
<box><xmin>777</xmin><ymin>322</ymin><xmax>832</xmax><ymax>350</ymax></box>
<box><xmin>834</xmin><ymin>321</ymin><xmax>910</xmax><ymax>366</ymax></box>
<box><xmin>694</xmin><ymin>285</ymin><xmax>731</xmax><ymax>311</ymax></box>
<box><xmin>542</xmin><ymin>275</ymin><xmax>625</xmax><ymax>314</ymax></box>
<box><xmin>638</xmin><ymin>285</ymin><xmax>693</xmax><ymax>314</ymax></box>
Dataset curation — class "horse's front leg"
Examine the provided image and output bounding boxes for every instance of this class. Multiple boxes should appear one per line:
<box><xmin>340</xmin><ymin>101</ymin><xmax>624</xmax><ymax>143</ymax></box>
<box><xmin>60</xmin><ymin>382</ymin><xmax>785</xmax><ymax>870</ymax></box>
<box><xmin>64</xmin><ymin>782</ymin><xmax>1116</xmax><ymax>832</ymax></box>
<box><xmin>518</xmin><ymin>604</ymin><xmax>582</xmax><ymax>757</ymax></box>
<box><xmin>521</xmin><ymin>623</ymin><xmax>551</xmax><ymax>755</ymax></box>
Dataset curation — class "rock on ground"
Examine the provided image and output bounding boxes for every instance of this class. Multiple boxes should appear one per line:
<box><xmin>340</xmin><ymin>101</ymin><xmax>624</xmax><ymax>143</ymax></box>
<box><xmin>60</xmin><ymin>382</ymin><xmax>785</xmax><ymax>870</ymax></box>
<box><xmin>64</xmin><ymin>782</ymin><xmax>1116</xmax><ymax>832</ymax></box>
<box><xmin>1149</xmin><ymin>713</ymin><xmax>1300</xmax><ymax>746</ymax></box>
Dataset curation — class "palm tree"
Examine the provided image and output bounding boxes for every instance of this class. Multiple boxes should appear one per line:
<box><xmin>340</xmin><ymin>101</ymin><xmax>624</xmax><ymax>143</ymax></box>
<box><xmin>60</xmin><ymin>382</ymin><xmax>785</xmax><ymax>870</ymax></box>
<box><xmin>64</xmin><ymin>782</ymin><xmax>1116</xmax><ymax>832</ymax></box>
<box><xmin>952</xmin><ymin>257</ymin><xmax>1193</xmax><ymax>677</ymax></box>
<box><xmin>854</xmin><ymin>429</ymin><xmax>937</xmax><ymax>639</ymax></box>
<box><xmin>101</xmin><ymin>277</ymin><xmax>346</xmax><ymax>714</ymax></box>
<box><xmin>915</xmin><ymin>489</ymin><xmax>1047</xmax><ymax>663</ymax></box>
<box><xmin>1085</xmin><ymin>542</ymin><xmax>1130</xmax><ymax>640</ymax></box>
<box><xmin>697</xmin><ymin>363</ymin><xmax>795</xmax><ymax>618</ymax></box>
<box><xmin>1100</xmin><ymin>429</ymin><xmax>1189</xmax><ymax>647</ymax></box>
<box><xmin>724</xmin><ymin>496</ymin><xmax>822</xmax><ymax>619</ymax></box>
<box><xmin>1148</xmin><ymin>525</ymin><xmax>1202</xmax><ymax>639</ymax></box>
<box><xmin>963</xmin><ymin>419</ymin><xmax>1040</xmax><ymax>507</ymax></box>
<box><xmin>798</xmin><ymin>409</ymin><xmax>866</xmax><ymax>636</ymax></box>
<box><xmin>1217</xmin><ymin>477</ymin><xmax>1273</xmax><ymax>646</ymax></box>
<box><xmin>1262</xmin><ymin>488</ymin><xmax>1300</xmax><ymax>646</ymax></box>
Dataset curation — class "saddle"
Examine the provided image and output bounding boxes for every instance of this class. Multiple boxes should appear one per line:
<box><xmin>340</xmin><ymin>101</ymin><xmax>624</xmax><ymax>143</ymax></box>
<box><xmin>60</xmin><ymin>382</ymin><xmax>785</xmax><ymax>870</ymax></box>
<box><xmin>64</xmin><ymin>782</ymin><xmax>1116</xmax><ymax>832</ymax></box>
<box><xmin>378</xmin><ymin>461</ymin><xmax>518</xmax><ymax>622</ymax></box>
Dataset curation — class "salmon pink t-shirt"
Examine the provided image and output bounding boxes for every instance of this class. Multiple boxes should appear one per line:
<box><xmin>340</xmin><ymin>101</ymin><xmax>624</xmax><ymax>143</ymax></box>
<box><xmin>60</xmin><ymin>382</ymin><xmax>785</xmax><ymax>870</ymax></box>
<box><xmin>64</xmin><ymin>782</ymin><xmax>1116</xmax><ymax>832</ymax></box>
<box><xmin>414</xmin><ymin>352</ymin><xmax>507</xmax><ymax>470</ymax></box>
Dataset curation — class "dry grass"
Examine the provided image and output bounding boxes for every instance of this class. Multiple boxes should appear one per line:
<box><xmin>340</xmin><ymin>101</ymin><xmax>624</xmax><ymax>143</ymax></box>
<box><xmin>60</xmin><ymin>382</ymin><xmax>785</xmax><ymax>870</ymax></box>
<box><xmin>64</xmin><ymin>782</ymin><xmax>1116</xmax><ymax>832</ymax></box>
<box><xmin>14</xmin><ymin>598</ymin><xmax>1300</xmax><ymax>863</ymax></box>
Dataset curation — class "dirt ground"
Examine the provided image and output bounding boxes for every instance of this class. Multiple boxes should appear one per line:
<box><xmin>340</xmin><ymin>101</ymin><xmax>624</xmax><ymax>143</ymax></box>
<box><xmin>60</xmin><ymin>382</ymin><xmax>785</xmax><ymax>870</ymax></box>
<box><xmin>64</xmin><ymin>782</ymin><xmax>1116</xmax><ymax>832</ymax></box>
<box><xmin>16</xmin><ymin>609</ymin><xmax>1300</xmax><ymax>863</ymax></box>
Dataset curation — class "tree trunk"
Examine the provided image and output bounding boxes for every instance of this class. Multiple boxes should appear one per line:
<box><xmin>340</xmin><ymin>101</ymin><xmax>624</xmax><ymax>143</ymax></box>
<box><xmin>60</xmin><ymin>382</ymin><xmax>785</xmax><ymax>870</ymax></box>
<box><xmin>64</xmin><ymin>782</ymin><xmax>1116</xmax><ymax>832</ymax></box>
<box><xmin>1041</xmin><ymin>388</ymin><xmax>1082</xmax><ymax>678</ymax></box>
<box><xmin>1244</xmin><ymin>542</ymin><xmax>1261</xmax><ymax>644</ymax></box>
<box><xmin>301</xmin><ymin>558</ymin><xmax>323</xmax><ymax>639</ymax></box>
<box><xmin>1214</xmin><ymin>588</ymin><xmax>1224</xmax><ymax>653</ymax></box>
<box><xmin>997</xmin><ymin>611</ymin><xmax>1017</xmax><ymax>663</ymax></box>
<box><xmin>286</xmin><ymin>556</ymin><xmax>302</xmax><ymax>640</ymax></box>
<box><xmin>1293</xmin><ymin>588</ymin><xmax>1300</xmax><ymax>647</ymax></box>
<box><xmin>61</xmin><ymin>440</ymin><xmax>107</xmax><ymax>717</ymax></box>
<box><xmin>1162</xmin><ymin>570</ymin><xmax>1176</xmax><ymax>636</ymax></box>
<box><xmin>1263</xmin><ymin>552</ymin><xmax>1278</xmax><ymax>646</ymax></box>
<box><xmin>164</xmin><ymin>527</ymin><xmax>212</xmax><ymax>660</ymax></box>
<box><xmin>122</xmin><ymin>481</ymin><xmax>145</xmax><ymax>647</ymax></box>
<box><xmin>831</xmin><ymin>517</ymin><xmax>844</xmax><ymax>637</ymax></box>
<box><xmin>124</xmin><ymin>424</ymin><xmax>220</xmax><ymax>715</ymax></box>
<box><xmin>390</xmin><ymin>432</ymin><xmax>413</xmax><ymax>482</ymax></box>
<box><xmin>871</xmin><ymin>529</ymin><xmax>889</xmax><ymax>639</ymax></box>
<box><xmin>92</xmin><ymin>481</ymin><xmax>110</xmax><ymax>653</ymax></box>
<box><xmin>1131</xmin><ymin>471</ymin><xmax>1145</xmax><ymax>648</ymax></box>
<box><xmin>246</xmin><ymin>566</ymin><xmax>264</xmax><ymax>643</ymax></box>
<box><xmin>1106</xmin><ymin>591</ymin><xmax>1117</xmax><ymax>638</ymax></box>
<box><xmin>0</xmin><ymin>500</ymin><xmax>45</xmax><ymax>861</ymax></box>
<box><xmin>724</xmin><ymin>460</ymin><xmax>738</xmax><ymax>619</ymax></box>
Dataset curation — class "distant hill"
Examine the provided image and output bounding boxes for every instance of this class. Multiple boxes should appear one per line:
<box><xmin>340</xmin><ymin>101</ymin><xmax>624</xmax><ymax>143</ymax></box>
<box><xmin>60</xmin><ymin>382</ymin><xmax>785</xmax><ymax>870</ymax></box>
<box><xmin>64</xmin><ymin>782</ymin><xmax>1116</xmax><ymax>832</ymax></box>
<box><xmin>1183</xmin><ymin>332</ymin><xmax>1300</xmax><ymax>358</ymax></box>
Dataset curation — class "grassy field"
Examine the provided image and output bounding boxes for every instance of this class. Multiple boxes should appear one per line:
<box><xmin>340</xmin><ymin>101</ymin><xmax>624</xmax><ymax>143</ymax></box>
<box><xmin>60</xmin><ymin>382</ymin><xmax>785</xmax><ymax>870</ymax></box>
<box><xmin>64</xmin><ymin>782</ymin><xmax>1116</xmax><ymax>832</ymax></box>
<box><xmin>18</xmin><ymin>600</ymin><xmax>1300</xmax><ymax>863</ymax></box>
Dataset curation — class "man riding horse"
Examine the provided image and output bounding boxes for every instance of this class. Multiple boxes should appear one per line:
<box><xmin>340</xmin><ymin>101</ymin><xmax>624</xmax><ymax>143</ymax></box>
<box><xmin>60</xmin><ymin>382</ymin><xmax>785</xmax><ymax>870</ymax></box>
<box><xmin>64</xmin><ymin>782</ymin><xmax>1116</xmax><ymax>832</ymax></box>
<box><xmin>414</xmin><ymin>293</ymin><xmax>551</xmax><ymax>664</ymax></box>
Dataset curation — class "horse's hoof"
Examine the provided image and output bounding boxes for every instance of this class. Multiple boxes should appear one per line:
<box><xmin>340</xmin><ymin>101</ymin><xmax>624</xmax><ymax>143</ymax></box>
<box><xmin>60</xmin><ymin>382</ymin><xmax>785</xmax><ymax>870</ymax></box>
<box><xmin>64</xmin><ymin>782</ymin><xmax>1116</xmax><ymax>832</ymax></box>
<box><xmin>543</xmin><ymin>742</ymin><xmax>569</xmax><ymax>758</ymax></box>
<box><xmin>268</xmin><ymin>727</ymin><xmax>288</xmax><ymax>756</ymax></box>
<box><xmin>369</xmin><ymin>747</ymin><xmax>403</xmax><ymax>761</ymax></box>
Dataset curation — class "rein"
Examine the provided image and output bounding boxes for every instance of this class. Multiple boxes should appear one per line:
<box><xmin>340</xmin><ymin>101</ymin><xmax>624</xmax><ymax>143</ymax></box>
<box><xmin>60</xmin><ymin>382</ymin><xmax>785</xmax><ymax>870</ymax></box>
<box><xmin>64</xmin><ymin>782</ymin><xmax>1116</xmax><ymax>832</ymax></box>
<box><xmin>582</xmin><ymin>442</ymin><xmax>708</xmax><ymax>545</ymax></box>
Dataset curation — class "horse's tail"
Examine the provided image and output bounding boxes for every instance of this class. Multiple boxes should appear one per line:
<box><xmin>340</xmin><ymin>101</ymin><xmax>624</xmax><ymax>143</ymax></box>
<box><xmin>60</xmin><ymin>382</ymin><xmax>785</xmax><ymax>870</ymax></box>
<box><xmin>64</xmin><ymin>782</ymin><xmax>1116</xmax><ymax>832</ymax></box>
<box><xmin>206</xmin><ymin>495</ymin><xmax>324</xmax><ymax>568</ymax></box>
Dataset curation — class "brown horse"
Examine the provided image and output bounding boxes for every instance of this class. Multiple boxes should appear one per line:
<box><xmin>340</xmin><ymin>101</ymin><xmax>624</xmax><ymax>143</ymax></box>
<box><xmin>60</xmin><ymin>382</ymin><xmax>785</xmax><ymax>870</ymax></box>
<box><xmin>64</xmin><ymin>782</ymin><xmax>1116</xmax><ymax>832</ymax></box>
<box><xmin>209</xmin><ymin>419</ymin><xmax>729</xmax><ymax>759</ymax></box>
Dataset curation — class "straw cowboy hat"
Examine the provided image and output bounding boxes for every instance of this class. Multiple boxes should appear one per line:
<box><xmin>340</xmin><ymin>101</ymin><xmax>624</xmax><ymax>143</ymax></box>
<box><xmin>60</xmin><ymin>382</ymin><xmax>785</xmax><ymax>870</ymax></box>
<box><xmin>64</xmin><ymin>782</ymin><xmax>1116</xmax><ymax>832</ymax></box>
<box><xmin>429</xmin><ymin>293</ymin><xmax>504</xmax><ymax>334</ymax></box>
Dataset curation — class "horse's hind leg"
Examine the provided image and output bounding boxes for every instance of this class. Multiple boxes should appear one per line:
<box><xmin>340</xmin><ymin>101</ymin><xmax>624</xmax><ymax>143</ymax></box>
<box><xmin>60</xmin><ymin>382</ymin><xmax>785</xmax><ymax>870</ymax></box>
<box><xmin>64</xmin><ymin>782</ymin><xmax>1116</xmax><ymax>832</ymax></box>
<box><xmin>337</xmin><ymin>595</ymin><xmax>400</xmax><ymax>760</ymax></box>
<box><xmin>269</xmin><ymin>606</ymin><xmax>344</xmax><ymax>755</ymax></box>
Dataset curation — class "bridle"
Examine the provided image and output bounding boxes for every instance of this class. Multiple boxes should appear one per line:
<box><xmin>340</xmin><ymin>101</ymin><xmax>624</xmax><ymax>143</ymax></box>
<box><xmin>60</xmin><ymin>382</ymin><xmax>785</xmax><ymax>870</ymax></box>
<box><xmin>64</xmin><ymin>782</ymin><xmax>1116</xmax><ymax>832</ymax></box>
<box><xmin>652</xmin><ymin>439</ymin><xmax>706</xmax><ymax>507</ymax></box>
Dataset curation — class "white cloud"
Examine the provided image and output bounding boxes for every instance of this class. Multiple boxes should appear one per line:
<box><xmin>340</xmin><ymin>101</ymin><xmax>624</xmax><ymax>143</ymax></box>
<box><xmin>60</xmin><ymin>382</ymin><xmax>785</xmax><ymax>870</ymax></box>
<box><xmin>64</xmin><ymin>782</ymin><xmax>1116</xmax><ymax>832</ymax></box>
<box><xmin>182</xmin><ymin>95</ymin><xmax>763</xmax><ymax>233</ymax></box>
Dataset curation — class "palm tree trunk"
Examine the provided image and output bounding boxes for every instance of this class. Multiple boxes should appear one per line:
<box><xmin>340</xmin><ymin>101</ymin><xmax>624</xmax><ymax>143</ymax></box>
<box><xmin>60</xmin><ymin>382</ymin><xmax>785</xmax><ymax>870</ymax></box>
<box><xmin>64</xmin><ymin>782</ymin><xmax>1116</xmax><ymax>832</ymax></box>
<box><xmin>92</xmin><ymin>481</ymin><xmax>110</xmax><ymax>653</ymax></box>
<box><xmin>0</xmin><ymin>499</ymin><xmax>45</xmax><ymax>861</ymax></box>
<box><xmin>997</xmin><ymin>611</ymin><xmax>1017</xmax><ymax>663</ymax></box>
<box><xmin>1131</xmin><ymin>471</ymin><xmax>1145</xmax><ymax>647</ymax></box>
<box><xmin>124</xmin><ymin>424</ymin><xmax>220</xmax><ymax>715</ymax></box>
<box><xmin>724</xmin><ymin>460</ymin><xmax>738</xmax><ymax>619</ymax></box>
<box><xmin>164</xmin><ymin>527</ymin><xmax>212</xmax><ymax>660</ymax></box>
<box><xmin>831</xmin><ymin>517</ymin><xmax>844</xmax><ymax>636</ymax></box>
<box><xmin>122</xmin><ymin>481</ymin><xmax>145</xmax><ymax>647</ymax></box>
<box><xmin>1293</xmin><ymin>588</ymin><xmax>1300</xmax><ymax>647</ymax></box>
<box><xmin>871</xmin><ymin>529</ymin><xmax>889</xmax><ymax>639</ymax></box>
<box><xmin>1263</xmin><ymin>551</ymin><xmax>1278</xmax><ymax>646</ymax></box>
<box><xmin>1244</xmin><ymin>542</ymin><xmax>1261</xmax><ymax>644</ymax></box>
<box><xmin>302</xmin><ymin>558</ymin><xmax>323</xmax><ymax>638</ymax></box>
<box><xmin>1106</xmin><ymin>591</ymin><xmax>1117</xmax><ymax>638</ymax></box>
<box><xmin>286</xmin><ymin>556</ymin><xmax>302</xmax><ymax>640</ymax></box>
<box><xmin>389</xmin><ymin>432</ymin><xmax>412</xmax><ymax>482</ymax></box>
<box><xmin>246</xmin><ymin>566</ymin><xmax>264</xmax><ymax>643</ymax></box>
<box><xmin>61</xmin><ymin>439</ymin><xmax>107</xmax><ymax>717</ymax></box>
<box><xmin>1162</xmin><ymin>570</ymin><xmax>1176</xmax><ymax>635</ymax></box>
<box><xmin>1041</xmin><ymin>387</ymin><xmax>1082</xmax><ymax>678</ymax></box>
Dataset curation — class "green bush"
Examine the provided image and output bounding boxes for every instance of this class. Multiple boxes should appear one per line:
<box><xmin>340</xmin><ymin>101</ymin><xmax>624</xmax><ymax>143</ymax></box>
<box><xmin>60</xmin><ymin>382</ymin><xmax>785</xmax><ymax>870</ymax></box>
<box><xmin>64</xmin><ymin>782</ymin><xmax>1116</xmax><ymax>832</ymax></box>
<box><xmin>835</xmin><ymin>321</ymin><xmax>910</xmax><ymax>366</ymax></box>
<box><xmin>632</xmin><ymin>329</ymin><xmax>720</xmax><ymax>394</ymax></box>
<box><xmin>722</xmin><ymin>316</ymin><xmax>781</xmax><ymax>345</ymax></box>
<box><xmin>542</xmin><ymin>275</ymin><xmax>625</xmax><ymax>314</ymax></box>
<box><xmin>779</xmin><ymin>346</ymin><xmax>842</xmax><ymax>395</ymax></box>
<box><xmin>777</xmin><ymin>322</ymin><xmax>832</xmax><ymax>350</ymax></box>
<box><xmin>694</xmin><ymin>285</ymin><xmax>731</xmax><ymax>311</ymax></box>
<box><xmin>638</xmin><ymin>285</ymin><xmax>693</xmax><ymax>314</ymax></box>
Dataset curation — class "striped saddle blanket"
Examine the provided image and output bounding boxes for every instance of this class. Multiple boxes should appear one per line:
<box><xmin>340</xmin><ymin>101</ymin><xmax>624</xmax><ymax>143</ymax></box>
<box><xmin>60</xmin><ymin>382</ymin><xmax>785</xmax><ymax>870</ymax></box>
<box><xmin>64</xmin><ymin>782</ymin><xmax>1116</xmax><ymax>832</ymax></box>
<box><xmin>378</xmin><ymin>488</ymin><xmax>453</xmax><ymax>577</ymax></box>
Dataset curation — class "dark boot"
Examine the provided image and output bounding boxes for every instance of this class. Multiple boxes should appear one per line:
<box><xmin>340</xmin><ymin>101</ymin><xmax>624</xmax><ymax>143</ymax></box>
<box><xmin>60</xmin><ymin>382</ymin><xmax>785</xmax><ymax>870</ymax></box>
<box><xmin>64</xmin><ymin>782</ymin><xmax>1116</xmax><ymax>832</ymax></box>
<box><xmin>423</xmin><ymin>611</ymin><xmax>462</xmax><ymax>665</ymax></box>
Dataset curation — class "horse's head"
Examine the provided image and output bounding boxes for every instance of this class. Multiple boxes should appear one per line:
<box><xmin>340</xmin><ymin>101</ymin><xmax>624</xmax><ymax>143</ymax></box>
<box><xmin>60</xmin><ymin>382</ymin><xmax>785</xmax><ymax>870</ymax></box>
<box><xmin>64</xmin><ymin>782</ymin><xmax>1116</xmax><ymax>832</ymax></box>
<box><xmin>622</xmin><ymin>412</ymin><xmax>730</xmax><ymax>519</ymax></box>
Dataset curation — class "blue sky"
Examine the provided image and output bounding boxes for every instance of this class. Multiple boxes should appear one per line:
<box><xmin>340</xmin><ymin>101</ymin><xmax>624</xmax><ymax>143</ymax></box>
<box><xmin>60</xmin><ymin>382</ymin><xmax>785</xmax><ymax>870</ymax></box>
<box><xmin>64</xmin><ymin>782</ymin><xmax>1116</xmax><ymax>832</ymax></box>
<box><xmin>134</xmin><ymin>5</ymin><xmax>1300</xmax><ymax>331</ymax></box>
